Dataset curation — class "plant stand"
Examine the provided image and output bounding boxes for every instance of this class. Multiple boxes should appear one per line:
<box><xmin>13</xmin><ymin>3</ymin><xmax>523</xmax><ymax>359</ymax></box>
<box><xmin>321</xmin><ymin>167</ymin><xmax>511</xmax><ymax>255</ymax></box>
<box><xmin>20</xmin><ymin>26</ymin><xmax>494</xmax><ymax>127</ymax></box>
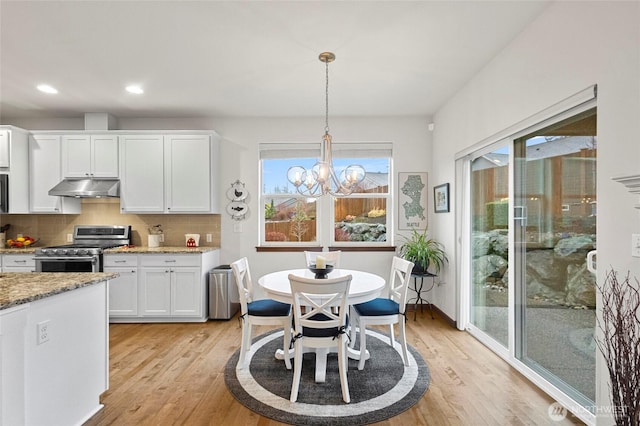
<box><xmin>407</xmin><ymin>272</ymin><xmax>436</xmax><ymax>320</ymax></box>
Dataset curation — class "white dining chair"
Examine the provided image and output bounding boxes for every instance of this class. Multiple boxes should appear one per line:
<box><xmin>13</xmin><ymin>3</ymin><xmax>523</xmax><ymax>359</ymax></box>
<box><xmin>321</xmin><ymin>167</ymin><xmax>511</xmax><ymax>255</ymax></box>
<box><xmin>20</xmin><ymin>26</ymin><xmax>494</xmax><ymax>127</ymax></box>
<box><xmin>288</xmin><ymin>273</ymin><xmax>352</xmax><ymax>403</ymax></box>
<box><xmin>349</xmin><ymin>256</ymin><xmax>414</xmax><ymax>370</ymax></box>
<box><xmin>304</xmin><ymin>250</ymin><xmax>341</xmax><ymax>268</ymax></box>
<box><xmin>231</xmin><ymin>257</ymin><xmax>292</xmax><ymax>370</ymax></box>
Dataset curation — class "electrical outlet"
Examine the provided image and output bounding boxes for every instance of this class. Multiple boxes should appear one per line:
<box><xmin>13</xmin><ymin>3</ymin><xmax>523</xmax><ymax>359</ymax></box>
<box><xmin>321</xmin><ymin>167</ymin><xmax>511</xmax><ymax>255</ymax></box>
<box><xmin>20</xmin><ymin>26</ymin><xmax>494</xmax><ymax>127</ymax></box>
<box><xmin>159</xmin><ymin>234</ymin><xmax>164</xmax><ymax>243</ymax></box>
<box><xmin>206</xmin><ymin>233</ymin><xmax>212</xmax><ymax>242</ymax></box>
<box><xmin>37</xmin><ymin>320</ymin><xmax>50</xmax><ymax>345</ymax></box>
<box><xmin>233</xmin><ymin>222</ymin><xmax>243</xmax><ymax>233</ymax></box>
<box><xmin>66</xmin><ymin>233</ymin><xmax>73</xmax><ymax>242</ymax></box>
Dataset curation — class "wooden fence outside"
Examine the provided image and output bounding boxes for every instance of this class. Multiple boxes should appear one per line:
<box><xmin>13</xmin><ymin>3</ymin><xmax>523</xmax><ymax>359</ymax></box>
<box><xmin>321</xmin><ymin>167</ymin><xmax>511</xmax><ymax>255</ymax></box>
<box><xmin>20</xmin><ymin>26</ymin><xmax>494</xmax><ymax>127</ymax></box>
<box><xmin>265</xmin><ymin>219</ymin><xmax>317</xmax><ymax>242</ymax></box>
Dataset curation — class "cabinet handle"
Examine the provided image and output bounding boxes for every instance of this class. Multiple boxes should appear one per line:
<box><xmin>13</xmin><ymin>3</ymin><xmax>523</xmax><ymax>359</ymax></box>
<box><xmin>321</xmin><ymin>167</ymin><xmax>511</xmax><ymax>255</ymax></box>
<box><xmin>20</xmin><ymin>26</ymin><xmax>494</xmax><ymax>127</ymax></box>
<box><xmin>115</xmin><ymin>260</ymin><xmax>126</xmax><ymax>263</ymax></box>
<box><xmin>131</xmin><ymin>270</ymin><xmax>136</xmax><ymax>273</ymax></box>
<box><xmin>164</xmin><ymin>260</ymin><xmax>176</xmax><ymax>263</ymax></box>
<box><xmin>15</xmin><ymin>260</ymin><xmax>26</xmax><ymax>263</ymax></box>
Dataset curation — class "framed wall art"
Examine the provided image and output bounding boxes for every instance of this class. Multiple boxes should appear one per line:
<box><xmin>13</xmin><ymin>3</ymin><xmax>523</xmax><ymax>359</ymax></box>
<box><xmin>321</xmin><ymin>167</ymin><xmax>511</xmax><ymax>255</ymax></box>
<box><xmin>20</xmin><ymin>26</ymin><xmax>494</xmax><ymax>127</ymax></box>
<box><xmin>398</xmin><ymin>172</ymin><xmax>428</xmax><ymax>229</ymax></box>
<box><xmin>434</xmin><ymin>183</ymin><xmax>450</xmax><ymax>213</ymax></box>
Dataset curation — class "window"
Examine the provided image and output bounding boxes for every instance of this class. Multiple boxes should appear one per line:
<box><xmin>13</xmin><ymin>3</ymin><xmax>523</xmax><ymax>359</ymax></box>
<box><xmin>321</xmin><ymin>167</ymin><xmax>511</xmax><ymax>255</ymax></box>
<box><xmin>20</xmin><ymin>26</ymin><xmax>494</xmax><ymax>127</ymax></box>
<box><xmin>260</xmin><ymin>143</ymin><xmax>392</xmax><ymax>248</ymax></box>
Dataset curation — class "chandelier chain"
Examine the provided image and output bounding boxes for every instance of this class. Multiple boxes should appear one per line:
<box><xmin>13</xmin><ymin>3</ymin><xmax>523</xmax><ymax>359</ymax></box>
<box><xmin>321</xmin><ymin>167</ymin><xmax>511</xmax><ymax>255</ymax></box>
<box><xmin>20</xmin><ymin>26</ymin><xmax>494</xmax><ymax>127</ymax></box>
<box><xmin>325</xmin><ymin>59</ymin><xmax>330</xmax><ymax>134</ymax></box>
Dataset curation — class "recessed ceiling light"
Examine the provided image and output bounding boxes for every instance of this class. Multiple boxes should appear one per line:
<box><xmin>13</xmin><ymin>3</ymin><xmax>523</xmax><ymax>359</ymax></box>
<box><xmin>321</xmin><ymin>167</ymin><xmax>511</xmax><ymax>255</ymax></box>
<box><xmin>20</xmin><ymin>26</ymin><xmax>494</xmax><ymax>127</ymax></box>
<box><xmin>37</xmin><ymin>84</ymin><xmax>58</xmax><ymax>94</ymax></box>
<box><xmin>126</xmin><ymin>85</ymin><xmax>144</xmax><ymax>94</ymax></box>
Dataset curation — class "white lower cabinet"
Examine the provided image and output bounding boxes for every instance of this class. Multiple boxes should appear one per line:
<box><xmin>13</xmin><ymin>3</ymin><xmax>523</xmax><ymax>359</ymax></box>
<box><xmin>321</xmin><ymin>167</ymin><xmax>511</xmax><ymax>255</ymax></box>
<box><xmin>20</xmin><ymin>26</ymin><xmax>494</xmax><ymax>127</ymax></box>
<box><xmin>139</xmin><ymin>265</ymin><xmax>200</xmax><ymax>317</ymax></box>
<box><xmin>104</xmin><ymin>255</ymin><xmax>138</xmax><ymax>317</ymax></box>
<box><xmin>106</xmin><ymin>250</ymin><xmax>218</xmax><ymax>323</ymax></box>
<box><xmin>1</xmin><ymin>254</ymin><xmax>36</xmax><ymax>272</ymax></box>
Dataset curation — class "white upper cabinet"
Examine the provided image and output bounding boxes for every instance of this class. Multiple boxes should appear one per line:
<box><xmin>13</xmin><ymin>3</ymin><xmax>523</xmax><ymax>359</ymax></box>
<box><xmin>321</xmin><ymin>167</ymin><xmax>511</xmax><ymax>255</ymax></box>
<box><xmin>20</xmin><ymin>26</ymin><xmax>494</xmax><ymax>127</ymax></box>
<box><xmin>164</xmin><ymin>134</ymin><xmax>216</xmax><ymax>213</ymax></box>
<box><xmin>29</xmin><ymin>134</ymin><xmax>81</xmax><ymax>214</ymax></box>
<box><xmin>0</xmin><ymin>130</ymin><xmax>9</xmax><ymax>168</ymax></box>
<box><xmin>119</xmin><ymin>134</ymin><xmax>165</xmax><ymax>212</ymax></box>
<box><xmin>0</xmin><ymin>126</ymin><xmax>30</xmax><ymax>213</ymax></box>
<box><xmin>120</xmin><ymin>133</ymin><xmax>219</xmax><ymax>214</ymax></box>
<box><xmin>62</xmin><ymin>134</ymin><xmax>119</xmax><ymax>178</ymax></box>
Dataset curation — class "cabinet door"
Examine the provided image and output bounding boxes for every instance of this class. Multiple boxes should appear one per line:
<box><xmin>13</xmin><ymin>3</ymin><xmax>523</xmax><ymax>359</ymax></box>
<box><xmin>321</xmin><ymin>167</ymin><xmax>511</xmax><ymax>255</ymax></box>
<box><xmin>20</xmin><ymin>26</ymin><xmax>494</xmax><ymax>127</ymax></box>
<box><xmin>119</xmin><ymin>135</ymin><xmax>164</xmax><ymax>212</ymax></box>
<box><xmin>139</xmin><ymin>267</ymin><xmax>171</xmax><ymax>316</ymax></box>
<box><xmin>0</xmin><ymin>130</ymin><xmax>9</xmax><ymax>168</ymax></box>
<box><xmin>92</xmin><ymin>135</ymin><xmax>119</xmax><ymax>177</ymax></box>
<box><xmin>29</xmin><ymin>135</ymin><xmax>81</xmax><ymax>213</ymax></box>
<box><xmin>164</xmin><ymin>135</ymin><xmax>211</xmax><ymax>213</ymax></box>
<box><xmin>105</xmin><ymin>267</ymin><xmax>138</xmax><ymax>317</ymax></box>
<box><xmin>62</xmin><ymin>135</ymin><xmax>91</xmax><ymax>177</ymax></box>
<box><xmin>6</xmin><ymin>129</ymin><xmax>29</xmax><ymax>214</ymax></box>
<box><xmin>170</xmin><ymin>267</ymin><xmax>201</xmax><ymax>316</ymax></box>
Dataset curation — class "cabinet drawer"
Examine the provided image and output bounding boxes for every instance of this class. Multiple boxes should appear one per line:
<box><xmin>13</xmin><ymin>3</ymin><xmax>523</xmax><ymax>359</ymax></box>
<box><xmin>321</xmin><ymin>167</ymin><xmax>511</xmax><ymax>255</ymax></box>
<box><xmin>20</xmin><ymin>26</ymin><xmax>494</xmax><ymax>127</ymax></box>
<box><xmin>3</xmin><ymin>254</ymin><xmax>35</xmax><ymax>267</ymax></box>
<box><xmin>139</xmin><ymin>254</ymin><xmax>200</xmax><ymax>267</ymax></box>
<box><xmin>104</xmin><ymin>255</ymin><xmax>138</xmax><ymax>267</ymax></box>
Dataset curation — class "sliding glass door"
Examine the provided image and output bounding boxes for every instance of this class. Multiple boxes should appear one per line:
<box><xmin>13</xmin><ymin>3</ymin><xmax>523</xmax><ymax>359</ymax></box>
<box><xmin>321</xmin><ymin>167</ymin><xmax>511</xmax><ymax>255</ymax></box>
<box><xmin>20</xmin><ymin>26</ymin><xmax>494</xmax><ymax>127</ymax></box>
<box><xmin>514</xmin><ymin>108</ymin><xmax>597</xmax><ymax>405</ymax></box>
<box><xmin>470</xmin><ymin>145</ymin><xmax>510</xmax><ymax>348</ymax></box>
<box><xmin>466</xmin><ymin>106</ymin><xmax>597</xmax><ymax>411</ymax></box>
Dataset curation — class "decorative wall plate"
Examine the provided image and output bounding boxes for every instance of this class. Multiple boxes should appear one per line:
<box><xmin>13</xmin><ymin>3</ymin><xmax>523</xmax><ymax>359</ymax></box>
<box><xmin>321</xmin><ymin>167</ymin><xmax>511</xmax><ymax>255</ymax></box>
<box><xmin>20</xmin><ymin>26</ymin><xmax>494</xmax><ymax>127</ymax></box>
<box><xmin>227</xmin><ymin>181</ymin><xmax>248</xmax><ymax>201</ymax></box>
<box><xmin>227</xmin><ymin>201</ymin><xmax>248</xmax><ymax>218</ymax></box>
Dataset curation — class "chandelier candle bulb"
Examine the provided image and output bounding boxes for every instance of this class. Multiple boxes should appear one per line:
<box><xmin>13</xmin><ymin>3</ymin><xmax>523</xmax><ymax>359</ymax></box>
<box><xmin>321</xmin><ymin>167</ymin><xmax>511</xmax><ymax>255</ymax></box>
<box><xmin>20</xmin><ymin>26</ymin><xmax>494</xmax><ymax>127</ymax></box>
<box><xmin>316</xmin><ymin>255</ymin><xmax>326</xmax><ymax>269</ymax></box>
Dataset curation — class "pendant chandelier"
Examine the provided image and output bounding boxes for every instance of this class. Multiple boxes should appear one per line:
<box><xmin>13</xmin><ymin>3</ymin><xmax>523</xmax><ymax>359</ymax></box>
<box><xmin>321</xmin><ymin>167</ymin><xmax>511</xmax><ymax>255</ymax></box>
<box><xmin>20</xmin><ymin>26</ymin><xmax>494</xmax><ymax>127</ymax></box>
<box><xmin>287</xmin><ymin>52</ymin><xmax>366</xmax><ymax>197</ymax></box>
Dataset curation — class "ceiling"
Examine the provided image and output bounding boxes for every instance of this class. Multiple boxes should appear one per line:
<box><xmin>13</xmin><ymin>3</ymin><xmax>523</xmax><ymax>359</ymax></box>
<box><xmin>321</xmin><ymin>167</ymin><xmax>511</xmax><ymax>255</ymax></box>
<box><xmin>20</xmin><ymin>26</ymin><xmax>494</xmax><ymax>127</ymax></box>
<box><xmin>0</xmin><ymin>1</ymin><xmax>551</xmax><ymax>120</ymax></box>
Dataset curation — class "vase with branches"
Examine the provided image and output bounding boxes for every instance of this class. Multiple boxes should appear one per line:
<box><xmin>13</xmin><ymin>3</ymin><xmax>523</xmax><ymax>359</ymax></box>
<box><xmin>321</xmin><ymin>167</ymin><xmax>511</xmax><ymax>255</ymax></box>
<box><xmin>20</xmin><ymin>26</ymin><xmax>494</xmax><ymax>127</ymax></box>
<box><xmin>596</xmin><ymin>269</ymin><xmax>640</xmax><ymax>426</ymax></box>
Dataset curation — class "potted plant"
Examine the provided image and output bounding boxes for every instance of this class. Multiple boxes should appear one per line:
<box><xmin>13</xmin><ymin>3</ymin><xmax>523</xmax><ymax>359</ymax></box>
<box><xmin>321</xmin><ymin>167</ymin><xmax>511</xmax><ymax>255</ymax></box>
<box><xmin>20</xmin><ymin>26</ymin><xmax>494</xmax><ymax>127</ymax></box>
<box><xmin>398</xmin><ymin>228</ymin><xmax>448</xmax><ymax>275</ymax></box>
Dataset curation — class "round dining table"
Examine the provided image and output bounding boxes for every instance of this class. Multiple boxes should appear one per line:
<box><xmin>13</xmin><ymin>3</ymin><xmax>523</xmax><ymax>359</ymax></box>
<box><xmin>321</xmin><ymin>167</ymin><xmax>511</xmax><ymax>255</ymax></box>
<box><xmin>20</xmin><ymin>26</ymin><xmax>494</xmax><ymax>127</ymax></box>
<box><xmin>258</xmin><ymin>268</ymin><xmax>386</xmax><ymax>382</ymax></box>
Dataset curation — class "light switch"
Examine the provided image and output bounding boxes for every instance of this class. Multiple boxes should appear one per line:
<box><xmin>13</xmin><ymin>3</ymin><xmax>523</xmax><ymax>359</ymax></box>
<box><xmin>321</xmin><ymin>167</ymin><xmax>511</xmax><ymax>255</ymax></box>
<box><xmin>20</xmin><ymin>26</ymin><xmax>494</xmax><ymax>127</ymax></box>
<box><xmin>632</xmin><ymin>234</ymin><xmax>640</xmax><ymax>257</ymax></box>
<box><xmin>233</xmin><ymin>222</ymin><xmax>243</xmax><ymax>233</ymax></box>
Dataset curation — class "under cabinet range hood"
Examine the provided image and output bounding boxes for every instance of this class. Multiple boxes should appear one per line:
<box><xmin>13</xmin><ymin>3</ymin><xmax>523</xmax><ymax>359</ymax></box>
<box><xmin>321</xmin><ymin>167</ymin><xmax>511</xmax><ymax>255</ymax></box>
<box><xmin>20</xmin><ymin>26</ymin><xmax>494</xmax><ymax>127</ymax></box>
<box><xmin>48</xmin><ymin>178</ymin><xmax>120</xmax><ymax>198</ymax></box>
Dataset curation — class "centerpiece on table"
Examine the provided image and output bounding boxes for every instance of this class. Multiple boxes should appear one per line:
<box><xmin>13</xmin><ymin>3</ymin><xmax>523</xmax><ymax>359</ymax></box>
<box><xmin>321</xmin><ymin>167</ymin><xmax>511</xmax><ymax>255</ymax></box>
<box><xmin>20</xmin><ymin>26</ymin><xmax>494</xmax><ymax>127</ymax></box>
<box><xmin>308</xmin><ymin>255</ymin><xmax>334</xmax><ymax>279</ymax></box>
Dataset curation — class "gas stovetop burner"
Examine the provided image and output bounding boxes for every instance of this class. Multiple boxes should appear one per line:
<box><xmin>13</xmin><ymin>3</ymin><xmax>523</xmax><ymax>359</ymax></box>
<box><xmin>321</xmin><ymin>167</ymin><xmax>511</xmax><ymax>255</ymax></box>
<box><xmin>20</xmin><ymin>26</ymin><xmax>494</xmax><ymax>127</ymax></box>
<box><xmin>36</xmin><ymin>225</ymin><xmax>131</xmax><ymax>257</ymax></box>
<box><xmin>36</xmin><ymin>244</ymin><xmax>124</xmax><ymax>257</ymax></box>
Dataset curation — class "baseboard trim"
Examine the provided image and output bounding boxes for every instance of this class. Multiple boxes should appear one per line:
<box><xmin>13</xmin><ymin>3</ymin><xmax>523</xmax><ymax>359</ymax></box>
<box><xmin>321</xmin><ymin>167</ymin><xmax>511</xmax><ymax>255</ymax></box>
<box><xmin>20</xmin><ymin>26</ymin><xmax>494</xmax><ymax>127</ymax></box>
<box><xmin>405</xmin><ymin>303</ymin><xmax>457</xmax><ymax>328</ymax></box>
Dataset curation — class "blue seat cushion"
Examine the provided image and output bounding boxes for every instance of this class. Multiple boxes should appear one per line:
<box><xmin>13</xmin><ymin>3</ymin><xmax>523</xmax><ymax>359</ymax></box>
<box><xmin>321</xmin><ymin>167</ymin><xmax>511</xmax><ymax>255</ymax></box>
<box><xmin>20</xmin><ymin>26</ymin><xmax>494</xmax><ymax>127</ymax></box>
<box><xmin>353</xmin><ymin>298</ymin><xmax>399</xmax><ymax>316</ymax></box>
<box><xmin>302</xmin><ymin>313</ymin><xmax>349</xmax><ymax>338</ymax></box>
<box><xmin>247</xmin><ymin>299</ymin><xmax>291</xmax><ymax>317</ymax></box>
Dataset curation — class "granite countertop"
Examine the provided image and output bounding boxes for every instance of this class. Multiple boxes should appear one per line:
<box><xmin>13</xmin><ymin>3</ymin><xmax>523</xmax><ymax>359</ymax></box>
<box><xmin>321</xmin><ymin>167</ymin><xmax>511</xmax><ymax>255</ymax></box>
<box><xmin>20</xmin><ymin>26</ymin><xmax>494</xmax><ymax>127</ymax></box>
<box><xmin>0</xmin><ymin>248</ymin><xmax>37</xmax><ymax>254</ymax></box>
<box><xmin>104</xmin><ymin>246</ymin><xmax>220</xmax><ymax>254</ymax></box>
<box><xmin>0</xmin><ymin>272</ymin><xmax>118</xmax><ymax>310</ymax></box>
<box><xmin>0</xmin><ymin>246</ymin><xmax>220</xmax><ymax>255</ymax></box>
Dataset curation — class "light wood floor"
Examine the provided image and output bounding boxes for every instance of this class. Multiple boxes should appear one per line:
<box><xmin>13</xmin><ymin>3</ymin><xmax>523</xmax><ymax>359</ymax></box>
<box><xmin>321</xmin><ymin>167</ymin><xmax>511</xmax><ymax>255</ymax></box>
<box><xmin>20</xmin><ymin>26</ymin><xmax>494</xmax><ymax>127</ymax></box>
<box><xmin>84</xmin><ymin>310</ymin><xmax>585</xmax><ymax>425</ymax></box>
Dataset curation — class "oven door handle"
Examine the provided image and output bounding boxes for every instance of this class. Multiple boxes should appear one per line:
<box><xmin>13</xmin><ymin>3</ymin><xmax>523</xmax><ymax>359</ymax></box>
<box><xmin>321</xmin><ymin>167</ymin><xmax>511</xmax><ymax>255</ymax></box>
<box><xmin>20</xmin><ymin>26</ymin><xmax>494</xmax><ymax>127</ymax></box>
<box><xmin>35</xmin><ymin>256</ymin><xmax>97</xmax><ymax>263</ymax></box>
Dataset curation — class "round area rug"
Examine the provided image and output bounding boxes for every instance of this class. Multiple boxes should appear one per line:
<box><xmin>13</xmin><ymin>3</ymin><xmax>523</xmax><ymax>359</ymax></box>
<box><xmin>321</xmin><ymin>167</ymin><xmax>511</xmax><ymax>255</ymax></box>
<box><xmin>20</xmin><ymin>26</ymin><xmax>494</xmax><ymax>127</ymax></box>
<box><xmin>224</xmin><ymin>329</ymin><xmax>430</xmax><ymax>425</ymax></box>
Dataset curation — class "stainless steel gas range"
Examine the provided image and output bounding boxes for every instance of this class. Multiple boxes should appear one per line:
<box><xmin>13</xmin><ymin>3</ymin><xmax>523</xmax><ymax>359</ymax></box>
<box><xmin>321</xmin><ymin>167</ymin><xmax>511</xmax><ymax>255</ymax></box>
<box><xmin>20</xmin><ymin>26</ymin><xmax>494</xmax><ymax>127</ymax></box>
<box><xmin>35</xmin><ymin>225</ymin><xmax>131</xmax><ymax>272</ymax></box>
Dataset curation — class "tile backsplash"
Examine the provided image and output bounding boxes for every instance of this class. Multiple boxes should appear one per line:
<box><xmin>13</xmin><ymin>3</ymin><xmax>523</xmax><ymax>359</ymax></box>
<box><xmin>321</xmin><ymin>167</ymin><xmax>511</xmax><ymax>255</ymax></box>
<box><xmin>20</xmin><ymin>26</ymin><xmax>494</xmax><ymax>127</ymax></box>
<box><xmin>0</xmin><ymin>198</ymin><xmax>221</xmax><ymax>247</ymax></box>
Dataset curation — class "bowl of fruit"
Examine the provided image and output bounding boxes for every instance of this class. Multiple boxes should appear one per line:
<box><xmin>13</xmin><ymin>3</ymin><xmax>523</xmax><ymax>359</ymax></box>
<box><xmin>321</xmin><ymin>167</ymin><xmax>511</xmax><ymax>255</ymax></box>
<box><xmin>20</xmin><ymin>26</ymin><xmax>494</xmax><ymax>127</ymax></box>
<box><xmin>6</xmin><ymin>236</ymin><xmax>37</xmax><ymax>248</ymax></box>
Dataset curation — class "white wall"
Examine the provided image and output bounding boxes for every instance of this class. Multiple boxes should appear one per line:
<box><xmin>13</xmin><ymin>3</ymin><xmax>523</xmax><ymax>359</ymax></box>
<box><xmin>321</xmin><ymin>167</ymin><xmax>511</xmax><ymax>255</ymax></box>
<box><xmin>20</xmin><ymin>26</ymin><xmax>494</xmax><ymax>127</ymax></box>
<box><xmin>431</xmin><ymin>2</ymin><xmax>639</xmax><ymax>424</ymax></box>
<box><xmin>211</xmin><ymin>116</ymin><xmax>431</xmax><ymax>298</ymax></box>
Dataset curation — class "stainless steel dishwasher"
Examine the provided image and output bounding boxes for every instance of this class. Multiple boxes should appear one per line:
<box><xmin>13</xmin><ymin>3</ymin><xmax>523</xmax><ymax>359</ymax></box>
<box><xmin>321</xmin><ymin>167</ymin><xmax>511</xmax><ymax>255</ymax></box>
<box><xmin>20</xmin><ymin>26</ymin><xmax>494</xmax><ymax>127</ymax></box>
<box><xmin>208</xmin><ymin>265</ymin><xmax>240</xmax><ymax>319</ymax></box>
